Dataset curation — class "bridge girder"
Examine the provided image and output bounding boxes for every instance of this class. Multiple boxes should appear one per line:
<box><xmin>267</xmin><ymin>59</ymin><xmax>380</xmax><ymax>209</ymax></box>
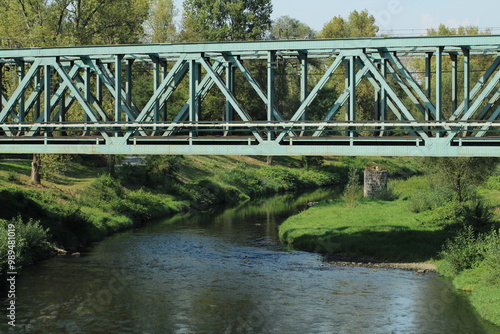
<box><xmin>0</xmin><ymin>35</ymin><xmax>499</xmax><ymax>157</ymax></box>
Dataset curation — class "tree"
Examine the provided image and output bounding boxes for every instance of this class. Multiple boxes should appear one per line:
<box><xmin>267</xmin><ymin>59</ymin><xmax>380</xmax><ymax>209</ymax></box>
<box><xmin>145</xmin><ymin>0</ymin><xmax>178</xmax><ymax>43</ymax></box>
<box><xmin>270</xmin><ymin>15</ymin><xmax>316</xmax><ymax>40</ymax></box>
<box><xmin>180</xmin><ymin>0</ymin><xmax>272</xmax><ymax>42</ymax></box>
<box><xmin>319</xmin><ymin>10</ymin><xmax>378</xmax><ymax>39</ymax></box>
<box><xmin>420</xmin><ymin>157</ymin><xmax>499</xmax><ymax>203</ymax></box>
<box><xmin>0</xmin><ymin>0</ymin><xmax>150</xmax><ymax>47</ymax></box>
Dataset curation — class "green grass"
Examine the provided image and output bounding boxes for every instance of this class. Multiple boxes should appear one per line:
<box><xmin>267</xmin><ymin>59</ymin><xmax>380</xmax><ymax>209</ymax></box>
<box><xmin>279</xmin><ymin>170</ymin><xmax>500</xmax><ymax>327</ymax></box>
<box><xmin>279</xmin><ymin>198</ymin><xmax>453</xmax><ymax>262</ymax></box>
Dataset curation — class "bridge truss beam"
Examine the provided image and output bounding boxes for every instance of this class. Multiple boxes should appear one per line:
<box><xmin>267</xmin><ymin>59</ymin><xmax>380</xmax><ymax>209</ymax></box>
<box><xmin>0</xmin><ymin>35</ymin><xmax>500</xmax><ymax>156</ymax></box>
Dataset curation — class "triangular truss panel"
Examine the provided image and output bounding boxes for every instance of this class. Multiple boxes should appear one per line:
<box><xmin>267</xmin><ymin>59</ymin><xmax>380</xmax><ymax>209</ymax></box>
<box><xmin>1</xmin><ymin>36</ymin><xmax>499</xmax><ymax>156</ymax></box>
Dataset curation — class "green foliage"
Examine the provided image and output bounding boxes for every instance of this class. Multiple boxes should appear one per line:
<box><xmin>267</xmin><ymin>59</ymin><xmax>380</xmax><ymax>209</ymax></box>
<box><xmin>343</xmin><ymin>167</ymin><xmax>363</xmax><ymax>207</ymax></box>
<box><xmin>439</xmin><ymin>227</ymin><xmax>500</xmax><ymax>326</ymax></box>
<box><xmin>217</xmin><ymin>168</ymin><xmax>265</xmax><ymax>196</ymax></box>
<box><xmin>145</xmin><ymin>0</ymin><xmax>178</xmax><ymax>42</ymax></box>
<box><xmin>319</xmin><ymin>10</ymin><xmax>379</xmax><ymax>38</ymax></box>
<box><xmin>181</xmin><ymin>0</ymin><xmax>272</xmax><ymax>42</ymax></box>
<box><xmin>439</xmin><ymin>226</ymin><xmax>490</xmax><ymax>276</ymax></box>
<box><xmin>181</xmin><ymin>178</ymin><xmax>243</xmax><ymax>210</ymax></box>
<box><xmin>420</xmin><ymin>157</ymin><xmax>498</xmax><ymax>203</ymax></box>
<box><xmin>145</xmin><ymin>155</ymin><xmax>183</xmax><ymax>189</ymax></box>
<box><xmin>270</xmin><ymin>15</ymin><xmax>315</xmax><ymax>39</ymax></box>
<box><xmin>418</xmin><ymin>199</ymin><xmax>493</xmax><ymax>230</ymax></box>
<box><xmin>0</xmin><ymin>216</ymin><xmax>52</xmax><ymax>279</ymax></box>
<box><xmin>486</xmin><ymin>175</ymin><xmax>500</xmax><ymax>190</ymax></box>
<box><xmin>301</xmin><ymin>156</ymin><xmax>324</xmax><ymax>170</ymax></box>
<box><xmin>372</xmin><ymin>183</ymin><xmax>398</xmax><ymax>201</ymax></box>
<box><xmin>0</xmin><ymin>0</ymin><xmax>150</xmax><ymax>47</ymax></box>
<box><xmin>40</xmin><ymin>154</ymin><xmax>72</xmax><ymax>182</ymax></box>
<box><xmin>78</xmin><ymin>174</ymin><xmax>123</xmax><ymax>208</ymax></box>
<box><xmin>408</xmin><ymin>187</ymin><xmax>455</xmax><ymax>213</ymax></box>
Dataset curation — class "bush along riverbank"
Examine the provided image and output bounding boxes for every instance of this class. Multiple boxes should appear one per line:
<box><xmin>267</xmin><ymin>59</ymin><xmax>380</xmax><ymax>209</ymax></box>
<box><xmin>0</xmin><ymin>154</ymin><xmax>341</xmax><ymax>291</ymax></box>
<box><xmin>279</xmin><ymin>157</ymin><xmax>500</xmax><ymax>327</ymax></box>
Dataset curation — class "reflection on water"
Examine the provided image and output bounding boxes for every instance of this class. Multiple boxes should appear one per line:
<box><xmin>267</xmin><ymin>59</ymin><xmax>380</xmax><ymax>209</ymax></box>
<box><xmin>2</xmin><ymin>189</ymin><xmax>498</xmax><ymax>333</ymax></box>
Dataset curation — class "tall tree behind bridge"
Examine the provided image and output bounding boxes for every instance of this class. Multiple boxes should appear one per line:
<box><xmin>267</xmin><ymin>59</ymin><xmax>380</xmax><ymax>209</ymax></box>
<box><xmin>145</xmin><ymin>0</ymin><xmax>178</xmax><ymax>43</ymax></box>
<box><xmin>180</xmin><ymin>0</ymin><xmax>272</xmax><ymax>42</ymax></box>
<box><xmin>318</xmin><ymin>10</ymin><xmax>379</xmax><ymax>39</ymax></box>
<box><xmin>0</xmin><ymin>0</ymin><xmax>150</xmax><ymax>47</ymax></box>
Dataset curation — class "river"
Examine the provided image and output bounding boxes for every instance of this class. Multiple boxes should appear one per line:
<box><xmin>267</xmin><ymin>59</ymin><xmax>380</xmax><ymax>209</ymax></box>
<box><xmin>2</xmin><ymin>189</ymin><xmax>498</xmax><ymax>333</ymax></box>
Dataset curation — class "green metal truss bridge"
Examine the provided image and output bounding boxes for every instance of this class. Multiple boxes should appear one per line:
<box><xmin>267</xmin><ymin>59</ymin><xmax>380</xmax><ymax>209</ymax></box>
<box><xmin>1</xmin><ymin>35</ymin><xmax>500</xmax><ymax>157</ymax></box>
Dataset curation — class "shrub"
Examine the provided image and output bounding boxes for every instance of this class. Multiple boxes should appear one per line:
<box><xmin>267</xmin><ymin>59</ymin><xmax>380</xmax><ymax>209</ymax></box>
<box><xmin>372</xmin><ymin>183</ymin><xmax>398</xmax><ymax>201</ymax></box>
<box><xmin>419</xmin><ymin>199</ymin><xmax>493</xmax><ymax>230</ymax></box>
<box><xmin>439</xmin><ymin>225</ymin><xmax>488</xmax><ymax>277</ymax></box>
<box><xmin>0</xmin><ymin>216</ymin><xmax>52</xmax><ymax>275</ymax></box>
<box><xmin>408</xmin><ymin>187</ymin><xmax>455</xmax><ymax>213</ymax></box>
<box><xmin>343</xmin><ymin>167</ymin><xmax>363</xmax><ymax>207</ymax></box>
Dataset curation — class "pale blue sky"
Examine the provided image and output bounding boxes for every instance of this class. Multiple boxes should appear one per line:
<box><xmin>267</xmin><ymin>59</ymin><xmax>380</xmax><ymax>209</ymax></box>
<box><xmin>173</xmin><ymin>0</ymin><xmax>500</xmax><ymax>35</ymax></box>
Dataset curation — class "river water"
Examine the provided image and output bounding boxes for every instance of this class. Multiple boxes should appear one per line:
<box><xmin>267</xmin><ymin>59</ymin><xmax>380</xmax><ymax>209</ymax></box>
<box><xmin>2</xmin><ymin>189</ymin><xmax>498</xmax><ymax>334</ymax></box>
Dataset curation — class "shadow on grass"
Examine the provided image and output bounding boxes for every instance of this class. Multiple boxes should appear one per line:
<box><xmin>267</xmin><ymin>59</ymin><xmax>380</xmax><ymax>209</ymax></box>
<box><xmin>0</xmin><ymin>189</ymin><xmax>49</xmax><ymax>221</ymax></box>
<box><xmin>0</xmin><ymin>161</ymin><xmax>32</xmax><ymax>175</ymax></box>
<box><xmin>284</xmin><ymin>227</ymin><xmax>456</xmax><ymax>263</ymax></box>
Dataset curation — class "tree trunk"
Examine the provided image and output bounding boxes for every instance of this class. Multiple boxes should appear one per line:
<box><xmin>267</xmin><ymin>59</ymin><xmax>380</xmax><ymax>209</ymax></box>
<box><xmin>108</xmin><ymin>154</ymin><xmax>115</xmax><ymax>176</ymax></box>
<box><xmin>266</xmin><ymin>156</ymin><xmax>273</xmax><ymax>166</ymax></box>
<box><xmin>30</xmin><ymin>153</ymin><xmax>42</xmax><ymax>184</ymax></box>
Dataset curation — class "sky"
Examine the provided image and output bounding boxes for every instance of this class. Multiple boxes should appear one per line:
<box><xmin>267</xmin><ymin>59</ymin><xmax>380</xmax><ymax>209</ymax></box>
<box><xmin>173</xmin><ymin>0</ymin><xmax>500</xmax><ymax>36</ymax></box>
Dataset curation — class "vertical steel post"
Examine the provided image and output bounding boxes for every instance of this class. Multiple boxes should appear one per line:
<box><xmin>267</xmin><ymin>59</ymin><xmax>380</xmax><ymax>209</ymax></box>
<box><xmin>126</xmin><ymin>59</ymin><xmax>134</xmax><ymax>121</ymax></box>
<box><xmin>344</xmin><ymin>59</ymin><xmax>350</xmax><ymax>136</ymax></box>
<box><xmin>300</xmin><ymin>52</ymin><xmax>308</xmax><ymax>126</ymax></box>
<box><xmin>0</xmin><ymin>64</ymin><xmax>4</xmax><ymax>110</ymax></box>
<box><xmin>425</xmin><ymin>52</ymin><xmax>432</xmax><ymax>122</ymax></box>
<box><xmin>84</xmin><ymin>67</ymin><xmax>91</xmax><ymax>135</ymax></box>
<box><xmin>267</xmin><ymin>51</ymin><xmax>276</xmax><ymax>141</ymax></box>
<box><xmin>380</xmin><ymin>59</ymin><xmax>387</xmax><ymax>136</ymax></box>
<box><xmin>114</xmin><ymin>55</ymin><xmax>123</xmax><ymax>132</ymax></box>
<box><xmin>58</xmin><ymin>63</ymin><xmax>66</xmax><ymax>136</ymax></box>
<box><xmin>451</xmin><ymin>54</ymin><xmax>458</xmax><ymax>114</ymax></box>
<box><xmin>162</xmin><ymin>60</ymin><xmax>168</xmax><ymax>121</ymax></box>
<box><xmin>463</xmin><ymin>48</ymin><xmax>470</xmax><ymax>136</ymax></box>
<box><xmin>189</xmin><ymin>59</ymin><xmax>199</xmax><ymax>139</ymax></box>
<box><xmin>435</xmin><ymin>47</ymin><xmax>443</xmax><ymax>137</ymax></box>
<box><xmin>349</xmin><ymin>56</ymin><xmax>356</xmax><ymax>138</ymax></box>
<box><xmin>17</xmin><ymin>60</ymin><xmax>25</xmax><ymax>132</ymax></box>
<box><xmin>225</xmin><ymin>61</ymin><xmax>234</xmax><ymax>135</ymax></box>
<box><xmin>153</xmin><ymin>56</ymin><xmax>160</xmax><ymax>123</ymax></box>
<box><xmin>43</xmin><ymin>64</ymin><xmax>51</xmax><ymax>131</ymax></box>
<box><xmin>96</xmin><ymin>72</ymin><xmax>103</xmax><ymax>112</ymax></box>
<box><xmin>34</xmin><ymin>68</ymin><xmax>41</xmax><ymax>122</ymax></box>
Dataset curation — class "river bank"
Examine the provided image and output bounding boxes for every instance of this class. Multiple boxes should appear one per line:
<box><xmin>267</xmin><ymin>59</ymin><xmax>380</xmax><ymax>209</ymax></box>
<box><xmin>5</xmin><ymin>190</ymin><xmax>497</xmax><ymax>334</ymax></box>
<box><xmin>323</xmin><ymin>254</ymin><xmax>437</xmax><ymax>272</ymax></box>
<box><xmin>279</xmin><ymin>174</ymin><xmax>500</xmax><ymax>327</ymax></box>
<box><xmin>0</xmin><ymin>155</ymin><xmax>341</xmax><ymax>291</ymax></box>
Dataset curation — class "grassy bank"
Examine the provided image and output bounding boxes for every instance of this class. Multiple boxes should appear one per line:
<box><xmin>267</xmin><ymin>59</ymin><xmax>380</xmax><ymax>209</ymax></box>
<box><xmin>279</xmin><ymin>162</ymin><xmax>500</xmax><ymax>327</ymax></box>
<box><xmin>0</xmin><ymin>154</ymin><xmax>340</xmax><ymax>289</ymax></box>
<box><xmin>279</xmin><ymin>198</ymin><xmax>454</xmax><ymax>262</ymax></box>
